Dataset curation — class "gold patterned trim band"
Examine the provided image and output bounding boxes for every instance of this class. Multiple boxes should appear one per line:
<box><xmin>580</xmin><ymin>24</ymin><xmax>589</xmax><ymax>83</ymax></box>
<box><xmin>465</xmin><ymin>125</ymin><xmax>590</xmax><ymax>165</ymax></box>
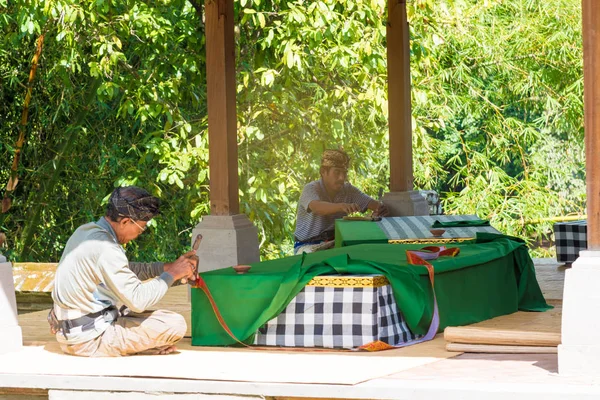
<box><xmin>306</xmin><ymin>275</ymin><xmax>389</xmax><ymax>288</ymax></box>
<box><xmin>388</xmin><ymin>237</ymin><xmax>474</xmax><ymax>244</ymax></box>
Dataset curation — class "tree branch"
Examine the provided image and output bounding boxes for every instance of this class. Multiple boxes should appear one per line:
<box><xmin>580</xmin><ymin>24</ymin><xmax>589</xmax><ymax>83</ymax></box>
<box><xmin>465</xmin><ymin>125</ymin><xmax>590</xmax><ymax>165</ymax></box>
<box><xmin>187</xmin><ymin>0</ymin><xmax>203</xmax><ymax>20</ymax></box>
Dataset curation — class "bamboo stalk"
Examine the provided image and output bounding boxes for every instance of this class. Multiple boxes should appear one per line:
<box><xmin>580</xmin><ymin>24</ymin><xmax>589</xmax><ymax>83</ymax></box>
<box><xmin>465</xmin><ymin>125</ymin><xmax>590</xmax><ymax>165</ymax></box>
<box><xmin>2</xmin><ymin>34</ymin><xmax>45</xmax><ymax>213</ymax></box>
<box><xmin>444</xmin><ymin>326</ymin><xmax>561</xmax><ymax>347</ymax></box>
<box><xmin>446</xmin><ymin>343</ymin><xmax>557</xmax><ymax>354</ymax></box>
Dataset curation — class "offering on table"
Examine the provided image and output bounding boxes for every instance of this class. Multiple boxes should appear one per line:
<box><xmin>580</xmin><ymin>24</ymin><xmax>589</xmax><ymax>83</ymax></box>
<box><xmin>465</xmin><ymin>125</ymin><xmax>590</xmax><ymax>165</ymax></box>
<box><xmin>343</xmin><ymin>211</ymin><xmax>382</xmax><ymax>222</ymax></box>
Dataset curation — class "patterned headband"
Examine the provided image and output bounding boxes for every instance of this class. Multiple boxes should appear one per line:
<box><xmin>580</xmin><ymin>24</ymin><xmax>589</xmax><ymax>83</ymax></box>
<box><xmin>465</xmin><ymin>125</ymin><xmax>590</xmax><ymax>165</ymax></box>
<box><xmin>321</xmin><ymin>149</ymin><xmax>350</xmax><ymax>169</ymax></box>
<box><xmin>111</xmin><ymin>188</ymin><xmax>160</xmax><ymax>221</ymax></box>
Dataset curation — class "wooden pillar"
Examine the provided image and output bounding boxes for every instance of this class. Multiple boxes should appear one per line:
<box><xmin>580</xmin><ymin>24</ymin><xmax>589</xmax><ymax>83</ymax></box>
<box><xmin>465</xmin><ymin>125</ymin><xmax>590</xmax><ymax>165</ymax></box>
<box><xmin>381</xmin><ymin>0</ymin><xmax>428</xmax><ymax>216</ymax></box>
<box><xmin>387</xmin><ymin>0</ymin><xmax>413</xmax><ymax>192</ymax></box>
<box><xmin>205</xmin><ymin>0</ymin><xmax>239</xmax><ymax>215</ymax></box>
<box><xmin>583</xmin><ymin>0</ymin><xmax>600</xmax><ymax>250</ymax></box>
<box><xmin>195</xmin><ymin>0</ymin><xmax>259</xmax><ymax>272</ymax></box>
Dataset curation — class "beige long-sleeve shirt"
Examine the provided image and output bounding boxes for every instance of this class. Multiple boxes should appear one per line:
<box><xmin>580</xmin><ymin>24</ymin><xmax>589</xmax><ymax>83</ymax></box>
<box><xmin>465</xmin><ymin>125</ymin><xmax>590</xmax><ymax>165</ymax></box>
<box><xmin>51</xmin><ymin>217</ymin><xmax>174</xmax><ymax>344</ymax></box>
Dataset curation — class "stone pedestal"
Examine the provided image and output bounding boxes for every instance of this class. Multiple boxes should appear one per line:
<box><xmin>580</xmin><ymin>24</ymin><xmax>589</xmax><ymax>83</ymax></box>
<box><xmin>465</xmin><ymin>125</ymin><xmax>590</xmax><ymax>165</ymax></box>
<box><xmin>558</xmin><ymin>250</ymin><xmax>600</xmax><ymax>376</ymax></box>
<box><xmin>0</xmin><ymin>254</ymin><xmax>23</xmax><ymax>354</ymax></box>
<box><xmin>381</xmin><ymin>191</ymin><xmax>429</xmax><ymax>217</ymax></box>
<box><xmin>191</xmin><ymin>214</ymin><xmax>260</xmax><ymax>273</ymax></box>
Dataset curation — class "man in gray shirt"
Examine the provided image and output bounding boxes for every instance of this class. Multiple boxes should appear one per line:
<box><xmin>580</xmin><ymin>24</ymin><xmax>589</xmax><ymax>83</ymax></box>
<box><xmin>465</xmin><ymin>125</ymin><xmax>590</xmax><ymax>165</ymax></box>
<box><xmin>50</xmin><ymin>186</ymin><xmax>197</xmax><ymax>356</ymax></box>
<box><xmin>294</xmin><ymin>149</ymin><xmax>387</xmax><ymax>254</ymax></box>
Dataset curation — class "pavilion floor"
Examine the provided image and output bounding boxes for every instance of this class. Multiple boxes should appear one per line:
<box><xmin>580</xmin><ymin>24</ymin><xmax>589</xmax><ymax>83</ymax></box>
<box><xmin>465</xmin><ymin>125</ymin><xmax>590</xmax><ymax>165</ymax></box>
<box><xmin>2</xmin><ymin>258</ymin><xmax>600</xmax><ymax>400</ymax></box>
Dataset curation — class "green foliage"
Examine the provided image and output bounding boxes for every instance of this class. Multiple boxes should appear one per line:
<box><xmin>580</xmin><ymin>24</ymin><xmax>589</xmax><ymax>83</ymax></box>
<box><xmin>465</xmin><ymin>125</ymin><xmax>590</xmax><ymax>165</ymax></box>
<box><xmin>0</xmin><ymin>0</ymin><xmax>586</xmax><ymax>262</ymax></box>
<box><xmin>238</xmin><ymin>0</ymin><xmax>585</xmax><ymax>258</ymax></box>
<box><xmin>1</xmin><ymin>0</ymin><xmax>209</xmax><ymax>261</ymax></box>
<box><xmin>408</xmin><ymin>0</ymin><xmax>585</xmax><ymax>255</ymax></box>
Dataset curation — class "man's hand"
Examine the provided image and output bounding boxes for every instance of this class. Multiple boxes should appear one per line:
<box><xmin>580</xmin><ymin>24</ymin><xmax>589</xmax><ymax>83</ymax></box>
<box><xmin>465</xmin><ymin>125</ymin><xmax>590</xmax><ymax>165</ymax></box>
<box><xmin>373</xmin><ymin>202</ymin><xmax>389</xmax><ymax>217</ymax></box>
<box><xmin>47</xmin><ymin>309</ymin><xmax>60</xmax><ymax>335</ymax></box>
<box><xmin>164</xmin><ymin>250</ymin><xmax>197</xmax><ymax>282</ymax></box>
<box><xmin>339</xmin><ymin>202</ymin><xmax>361</xmax><ymax>215</ymax></box>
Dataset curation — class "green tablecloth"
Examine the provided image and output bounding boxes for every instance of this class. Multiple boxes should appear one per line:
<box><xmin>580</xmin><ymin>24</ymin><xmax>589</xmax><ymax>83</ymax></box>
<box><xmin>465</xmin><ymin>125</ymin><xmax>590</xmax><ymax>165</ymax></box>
<box><xmin>191</xmin><ymin>233</ymin><xmax>551</xmax><ymax>346</ymax></box>
<box><xmin>335</xmin><ymin>220</ymin><xmax>389</xmax><ymax>247</ymax></box>
<box><xmin>335</xmin><ymin>216</ymin><xmax>501</xmax><ymax>247</ymax></box>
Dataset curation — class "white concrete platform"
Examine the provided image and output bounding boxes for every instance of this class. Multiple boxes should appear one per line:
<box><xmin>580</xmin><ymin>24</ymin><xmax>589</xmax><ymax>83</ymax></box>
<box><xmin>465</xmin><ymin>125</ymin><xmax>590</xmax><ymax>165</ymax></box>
<box><xmin>3</xmin><ymin>258</ymin><xmax>598</xmax><ymax>400</ymax></box>
<box><xmin>2</xmin><ymin>356</ymin><xmax>600</xmax><ymax>400</ymax></box>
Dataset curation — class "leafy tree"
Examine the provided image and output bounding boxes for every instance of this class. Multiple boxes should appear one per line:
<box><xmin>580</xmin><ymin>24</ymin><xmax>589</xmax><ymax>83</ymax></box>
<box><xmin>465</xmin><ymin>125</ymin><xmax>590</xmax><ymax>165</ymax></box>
<box><xmin>407</xmin><ymin>0</ymin><xmax>585</xmax><ymax>254</ymax></box>
<box><xmin>0</xmin><ymin>0</ymin><xmax>586</xmax><ymax>262</ymax></box>
<box><xmin>237</xmin><ymin>0</ymin><xmax>585</xmax><ymax>257</ymax></box>
<box><xmin>1</xmin><ymin>0</ymin><xmax>209</xmax><ymax>261</ymax></box>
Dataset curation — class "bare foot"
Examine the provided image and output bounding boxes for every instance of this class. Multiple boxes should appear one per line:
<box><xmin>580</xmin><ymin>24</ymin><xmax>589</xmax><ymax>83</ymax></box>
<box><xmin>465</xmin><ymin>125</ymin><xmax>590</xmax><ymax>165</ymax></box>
<box><xmin>158</xmin><ymin>345</ymin><xmax>177</xmax><ymax>355</ymax></box>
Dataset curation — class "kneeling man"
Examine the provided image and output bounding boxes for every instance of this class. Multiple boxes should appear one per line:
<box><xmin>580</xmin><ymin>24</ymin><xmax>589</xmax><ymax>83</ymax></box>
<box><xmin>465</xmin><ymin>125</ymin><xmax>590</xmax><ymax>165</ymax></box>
<box><xmin>50</xmin><ymin>186</ymin><xmax>197</xmax><ymax>356</ymax></box>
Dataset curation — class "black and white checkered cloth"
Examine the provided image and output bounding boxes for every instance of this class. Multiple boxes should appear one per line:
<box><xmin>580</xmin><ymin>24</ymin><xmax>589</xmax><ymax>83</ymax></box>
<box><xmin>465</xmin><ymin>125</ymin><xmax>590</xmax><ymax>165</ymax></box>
<box><xmin>377</xmin><ymin>215</ymin><xmax>500</xmax><ymax>240</ymax></box>
<box><xmin>554</xmin><ymin>220</ymin><xmax>587</xmax><ymax>263</ymax></box>
<box><xmin>254</xmin><ymin>283</ymin><xmax>418</xmax><ymax>349</ymax></box>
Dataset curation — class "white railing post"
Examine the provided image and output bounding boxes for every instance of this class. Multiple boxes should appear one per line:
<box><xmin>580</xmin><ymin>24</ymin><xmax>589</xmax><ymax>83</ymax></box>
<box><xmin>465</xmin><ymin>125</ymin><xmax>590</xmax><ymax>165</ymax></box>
<box><xmin>0</xmin><ymin>235</ymin><xmax>23</xmax><ymax>354</ymax></box>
